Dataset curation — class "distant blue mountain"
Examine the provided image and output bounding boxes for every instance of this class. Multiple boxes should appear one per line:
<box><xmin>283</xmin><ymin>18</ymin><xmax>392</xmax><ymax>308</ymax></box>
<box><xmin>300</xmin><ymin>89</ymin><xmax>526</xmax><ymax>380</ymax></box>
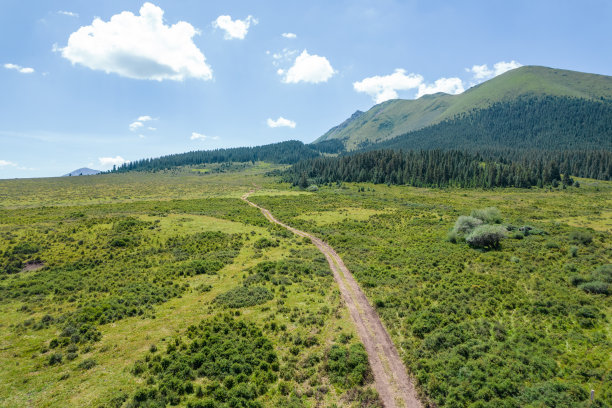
<box><xmin>63</xmin><ymin>167</ymin><xmax>101</xmax><ymax>177</ymax></box>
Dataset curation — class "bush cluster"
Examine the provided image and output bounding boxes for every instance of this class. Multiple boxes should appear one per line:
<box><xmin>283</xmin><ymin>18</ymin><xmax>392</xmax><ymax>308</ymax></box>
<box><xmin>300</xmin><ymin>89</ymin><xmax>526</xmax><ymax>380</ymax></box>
<box><xmin>128</xmin><ymin>315</ymin><xmax>277</xmax><ymax>408</ymax></box>
<box><xmin>214</xmin><ymin>286</ymin><xmax>273</xmax><ymax>308</ymax></box>
<box><xmin>449</xmin><ymin>207</ymin><xmax>507</xmax><ymax>249</ymax></box>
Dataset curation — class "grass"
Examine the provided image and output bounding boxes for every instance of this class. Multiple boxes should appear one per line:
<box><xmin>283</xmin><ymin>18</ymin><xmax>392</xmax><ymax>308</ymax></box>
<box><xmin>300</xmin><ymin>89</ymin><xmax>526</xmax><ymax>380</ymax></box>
<box><xmin>1</xmin><ymin>166</ymin><xmax>611</xmax><ymax>407</ymax></box>
<box><xmin>0</xmin><ymin>168</ymin><xmax>378</xmax><ymax>408</ymax></box>
<box><xmin>252</xmin><ymin>180</ymin><xmax>612</xmax><ymax>407</ymax></box>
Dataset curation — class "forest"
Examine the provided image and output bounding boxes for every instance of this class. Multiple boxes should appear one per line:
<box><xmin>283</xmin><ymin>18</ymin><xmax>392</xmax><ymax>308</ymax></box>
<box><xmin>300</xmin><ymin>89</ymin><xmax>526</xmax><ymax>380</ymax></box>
<box><xmin>374</xmin><ymin>96</ymin><xmax>612</xmax><ymax>152</ymax></box>
<box><xmin>282</xmin><ymin>149</ymin><xmax>611</xmax><ymax>189</ymax></box>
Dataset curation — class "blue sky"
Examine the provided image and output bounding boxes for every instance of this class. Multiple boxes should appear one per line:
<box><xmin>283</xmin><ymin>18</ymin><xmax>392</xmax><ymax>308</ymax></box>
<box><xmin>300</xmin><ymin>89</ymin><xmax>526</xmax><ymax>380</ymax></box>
<box><xmin>1</xmin><ymin>0</ymin><xmax>611</xmax><ymax>178</ymax></box>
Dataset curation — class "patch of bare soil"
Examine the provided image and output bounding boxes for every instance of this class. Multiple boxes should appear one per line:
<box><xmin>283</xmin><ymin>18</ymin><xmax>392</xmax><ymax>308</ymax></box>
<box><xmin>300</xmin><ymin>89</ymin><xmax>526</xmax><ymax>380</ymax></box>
<box><xmin>21</xmin><ymin>260</ymin><xmax>45</xmax><ymax>272</ymax></box>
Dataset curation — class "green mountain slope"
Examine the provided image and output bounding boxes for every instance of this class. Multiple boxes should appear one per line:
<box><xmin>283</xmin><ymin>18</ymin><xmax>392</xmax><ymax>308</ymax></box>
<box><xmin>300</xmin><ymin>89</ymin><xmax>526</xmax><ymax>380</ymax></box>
<box><xmin>315</xmin><ymin>66</ymin><xmax>612</xmax><ymax>149</ymax></box>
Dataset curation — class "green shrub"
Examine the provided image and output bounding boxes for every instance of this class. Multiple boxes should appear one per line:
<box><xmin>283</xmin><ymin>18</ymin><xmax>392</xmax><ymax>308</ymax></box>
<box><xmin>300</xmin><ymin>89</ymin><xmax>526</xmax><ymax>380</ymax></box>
<box><xmin>326</xmin><ymin>344</ymin><xmax>370</xmax><ymax>388</ymax></box>
<box><xmin>78</xmin><ymin>358</ymin><xmax>97</xmax><ymax>370</ymax></box>
<box><xmin>130</xmin><ymin>315</ymin><xmax>276</xmax><ymax>408</ymax></box>
<box><xmin>48</xmin><ymin>352</ymin><xmax>63</xmax><ymax>365</ymax></box>
<box><xmin>214</xmin><ymin>286</ymin><xmax>273</xmax><ymax>308</ymax></box>
<box><xmin>578</xmin><ymin>281</ymin><xmax>609</xmax><ymax>295</ymax></box>
<box><xmin>470</xmin><ymin>207</ymin><xmax>502</xmax><ymax>224</ymax></box>
<box><xmin>253</xmin><ymin>238</ymin><xmax>279</xmax><ymax>249</ymax></box>
<box><xmin>453</xmin><ymin>216</ymin><xmax>482</xmax><ymax>235</ymax></box>
<box><xmin>593</xmin><ymin>264</ymin><xmax>612</xmax><ymax>283</ymax></box>
<box><xmin>568</xmin><ymin>246</ymin><xmax>578</xmax><ymax>257</ymax></box>
<box><xmin>465</xmin><ymin>225</ymin><xmax>507</xmax><ymax>249</ymax></box>
<box><xmin>569</xmin><ymin>230</ymin><xmax>593</xmax><ymax>245</ymax></box>
<box><xmin>446</xmin><ymin>230</ymin><xmax>459</xmax><ymax>243</ymax></box>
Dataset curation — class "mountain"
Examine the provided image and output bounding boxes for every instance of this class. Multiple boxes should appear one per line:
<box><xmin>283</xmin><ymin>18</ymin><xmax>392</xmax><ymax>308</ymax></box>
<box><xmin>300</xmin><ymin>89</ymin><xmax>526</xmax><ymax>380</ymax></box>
<box><xmin>315</xmin><ymin>66</ymin><xmax>612</xmax><ymax>150</ymax></box>
<box><xmin>63</xmin><ymin>168</ymin><xmax>101</xmax><ymax>177</ymax></box>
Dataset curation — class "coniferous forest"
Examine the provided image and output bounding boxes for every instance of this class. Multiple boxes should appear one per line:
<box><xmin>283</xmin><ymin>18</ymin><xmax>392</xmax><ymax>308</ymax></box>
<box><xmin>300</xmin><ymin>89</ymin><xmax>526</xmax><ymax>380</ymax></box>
<box><xmin>372</xmin><ymin>96</ymin><xmax>612</xmax><ymax>152</ymax></box>
<box><xmin>282</xmin><ymin>149</ymin><xmax>611</xmax><ymax>189</ymax></box>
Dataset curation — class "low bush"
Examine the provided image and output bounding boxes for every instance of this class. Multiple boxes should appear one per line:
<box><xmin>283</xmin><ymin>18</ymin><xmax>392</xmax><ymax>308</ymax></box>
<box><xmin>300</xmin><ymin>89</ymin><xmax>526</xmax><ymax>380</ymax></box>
<box><xmin>453</xmin><ymin>216</ymin><xmax>482</xmax><ymax>235</ymax></box>
<box><xmin>465</xmin><ymin>225</ymin><xmax>507</xmax><ymax>249</ymax></box>
<box><xmin>326</xmin><ymin>344</ymin><xmax>370</xmax><ymax>388</ymax></box>
<box><xmin>569</xmin><ymin>230</ymin><xmax>593</xmax><ymax>245</ymax></box>
<box><xmin>214</xmin><ymin>286</ymin><xmax>273</xmax><ymax>308</ymax></box>
<box><xmin>578</xmin><ymin>281</ymin><xmax>609</xmax><ymax>295</ymax></box>
<box><xmin>470</xmin><ymin>207</ymin><xmax>502</xmax><ymax>224</ymax></box>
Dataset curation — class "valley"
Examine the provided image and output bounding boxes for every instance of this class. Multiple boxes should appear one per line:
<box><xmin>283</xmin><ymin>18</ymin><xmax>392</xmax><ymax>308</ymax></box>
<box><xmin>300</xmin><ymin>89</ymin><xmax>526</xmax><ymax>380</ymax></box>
<box><xmin>1</xmin><ymin>166</ymin><xmax>610</xmax><ymax>407</ymax></box>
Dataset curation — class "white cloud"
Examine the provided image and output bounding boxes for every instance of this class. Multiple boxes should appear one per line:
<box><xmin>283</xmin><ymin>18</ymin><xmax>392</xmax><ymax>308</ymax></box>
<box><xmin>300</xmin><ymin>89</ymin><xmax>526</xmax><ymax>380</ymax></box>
<box><xmin>58</xmin><ymin>11</ymin><xmax>78</xmax><ymax>17</ymax></box>
<box><xmin>4</xmin><ymin>63</ymin><xmax>34</xmax><ymax>74</ymax></box>
<box><xmin>99</xmin><ymin>156</ymin><xmax>128</xmax><ymax>168</ymax></box>
<box><xmin>190</xmin><ymin>132</ymin><xmax>219</xmax><ymax>141</ymax></box>
<box><xmin>59</xmin><ymin>2</ymin><xmax>212</xmax><ymax>81</ymax></box>
<box><xmin>213</xmin><ymin>15</ymin><xmax>257</xmax><ymax>40</ymax></box>
<box><xmin>147</xmin><ymin>127</ymin><xmax>156</xmax><ymax>131</ymax></box>
<box><xmin>466</xmin><ymin>60</ymin><xmax>522</xmax><ymax>83</ymax></box>
<box><xmin>267</xmin><ymin>117</ymin><xmax>296</xmax><ymax>128</ymax></box>
<box><xmin>282</xmin><ymin>32</ymin><xmax>296</xmax><ymax>39</ymax></box>
<box><xmin>0</xmin><ymin>160</ymin><xmax>17</xmax><ymax>167</ymax></box>
<box><xmin>353</xmin><ymin>69</ymin><xmax>424</xmax><ymax>103</ymax></box>
<box><xmin>416</xmin><ymin>77</ymin><xmax>464</xmax><ymax>98</ymax></box>
<box><xmin>129</xmin><ymin>115</ymin><xmax>155</xmax><ymax>131</ymax></box>
<box><xmin>129</xmin><ymin>121</ymin><xmax>144</xmax><ymax>131</ymax></box>
<box><xmin>280</xmin><ymin>50</ymin><xmax>335</xmax><ymax>84</ymax></box>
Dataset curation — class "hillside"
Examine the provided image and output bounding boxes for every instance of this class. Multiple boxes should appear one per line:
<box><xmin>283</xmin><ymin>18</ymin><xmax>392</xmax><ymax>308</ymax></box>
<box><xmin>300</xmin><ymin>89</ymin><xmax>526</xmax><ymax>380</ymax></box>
<box><xmin>376</xmin><ymin>95</ymin><xmax>612</xmax><ymax>153</ymax></box>
<box><xmin>315</xmin><ymin>66</ymin><xmax>612</xmax><ymax>149</ymax></box>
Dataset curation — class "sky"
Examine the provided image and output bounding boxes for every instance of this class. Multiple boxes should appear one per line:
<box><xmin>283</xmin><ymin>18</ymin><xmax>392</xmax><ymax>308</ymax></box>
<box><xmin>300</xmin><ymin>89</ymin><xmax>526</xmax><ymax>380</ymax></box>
<box><xmin>1</xmin><ymin>0</ymin><xmax>611</xmax><ymax>178</ymax></box>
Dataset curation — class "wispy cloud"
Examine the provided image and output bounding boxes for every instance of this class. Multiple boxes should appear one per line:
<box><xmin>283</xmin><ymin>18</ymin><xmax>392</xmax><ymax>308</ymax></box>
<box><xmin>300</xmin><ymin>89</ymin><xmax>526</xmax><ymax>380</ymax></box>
<box><xmin>58</xmin><ymin>11</ymin><xmax>78</xmax><ymax>17</ymax></box>
<box><xmin>4</xmin><ymin>63</ymin><xmax>34</xmax><ymax>74</ymax></box>
<box><xmin>190</xmin><ymin>132</ymin><xmax>219</xmax><ymax>141</ymax></box>
<box><xmin>0</xmin><ymin>159</ymin><xmax>17</xmax><ymax>167</ymax></box>
<box><xmin>129</xmin><ymin>115</ymin><xmax>155</xmax><ymax>132</ymax></box>
<box><xmin>282</xmin><ymin>32</ymin><xmax>296</xmax><ymax>39</ymax></box>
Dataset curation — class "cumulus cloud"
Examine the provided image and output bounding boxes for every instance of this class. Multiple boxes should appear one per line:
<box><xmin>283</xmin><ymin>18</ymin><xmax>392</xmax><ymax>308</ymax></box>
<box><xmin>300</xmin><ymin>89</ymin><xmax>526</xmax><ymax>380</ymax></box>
<box><xmin>416</xmin><ymin>77</ymin><xmax>464</xmax><ymax>98</ymax></box>
<box><xmin>466</xmin><ymin>60</ymin><xmax>522</xmax><ymax>82</ymax></box>
<box><xmin>213</xmin><ymin>15</ymin><xmax>257</xmax><ymax>40</ymax></box>
<box><xmin>280</xmin><ymin>50</ymin><xmax>335</xmax><ymax>84</ymax></box>
<box><xmin>267</xmin><ymin>117</ymin><xmax>296</xmax><ymax>128</ymax></box>
<box><xmin>99</xmin><ymin>156</ymin><xmax>128</xmax><ymax>168</ymax></box>
<box><xmin>353</xmin><ymin>69</ymin><xmax>424</xmax><ymax>103</ymax></box>
<box><xmin>58</xmin><ymin>11</ymin><xmax>78</xmax><ymax>17</ymax></box>
<box><xmin>190</xmin><ymin>132</ymin><xmax>219</xmax><ymax>141</ymax></box>
<box><xmin>59</xmin><ymin>2</ymin><xmax>212</xmax><ymax>81</ymax></box>
<box><xmin>282</xmin><ymin>32</ymin><xmax>296</xmax><ymax>39</ymax></box>
<box><xmin>0</xmin><ymin>160</ymin><xmax>17</xmax><ymax>167</ymax></box>
<box><xmin>4</xmin><ymin>63</ymin><xmax>34</xmax><ymax>74</ymax></box>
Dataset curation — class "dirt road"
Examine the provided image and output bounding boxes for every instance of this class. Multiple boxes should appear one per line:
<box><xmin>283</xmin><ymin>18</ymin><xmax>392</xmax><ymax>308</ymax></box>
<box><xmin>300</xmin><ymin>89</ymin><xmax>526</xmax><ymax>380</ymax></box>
<box><xmin>241</xmin><ymin>192</ymin><xmax>422</xmax><ymax>408</ymax></box>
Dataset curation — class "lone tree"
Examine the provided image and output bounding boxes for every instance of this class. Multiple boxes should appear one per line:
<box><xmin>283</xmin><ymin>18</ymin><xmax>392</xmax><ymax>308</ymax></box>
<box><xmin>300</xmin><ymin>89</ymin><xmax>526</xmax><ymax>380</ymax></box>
<box><xmin>298</xmin><ymin>172</ymin><xmax>309</xmax><ymax>189</ymax></box>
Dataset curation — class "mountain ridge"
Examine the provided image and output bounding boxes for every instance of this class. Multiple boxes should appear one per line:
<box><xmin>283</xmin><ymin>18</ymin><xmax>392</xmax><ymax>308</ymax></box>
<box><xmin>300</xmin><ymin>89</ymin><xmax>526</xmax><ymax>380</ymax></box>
<box><xmin>315</xmin><ymin>65</ymin><xmax>612</xmax><ymax>149</ymax></box>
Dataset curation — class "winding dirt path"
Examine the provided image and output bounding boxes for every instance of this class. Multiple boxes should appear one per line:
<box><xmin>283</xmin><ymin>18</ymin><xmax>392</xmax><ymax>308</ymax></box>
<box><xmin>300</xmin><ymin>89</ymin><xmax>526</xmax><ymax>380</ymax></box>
<box><xmin>241</xmin><ymin>192</ymin><xmax>422</xmax><ymax>408</ymax></box>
